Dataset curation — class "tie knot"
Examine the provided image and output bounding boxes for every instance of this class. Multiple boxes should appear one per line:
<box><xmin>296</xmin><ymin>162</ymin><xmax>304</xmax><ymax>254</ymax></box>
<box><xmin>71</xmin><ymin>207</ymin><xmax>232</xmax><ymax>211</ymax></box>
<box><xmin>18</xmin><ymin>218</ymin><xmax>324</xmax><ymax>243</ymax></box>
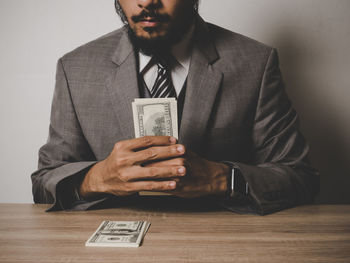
<box><xmin>156</xmin><ymin>61</ymin><xmax>166</xmax><ymax>71</ymax></box>
<box><xmin>153</xmin><ymin>52</ymin><xmax>175</xmax><ymax>70</ymax></box>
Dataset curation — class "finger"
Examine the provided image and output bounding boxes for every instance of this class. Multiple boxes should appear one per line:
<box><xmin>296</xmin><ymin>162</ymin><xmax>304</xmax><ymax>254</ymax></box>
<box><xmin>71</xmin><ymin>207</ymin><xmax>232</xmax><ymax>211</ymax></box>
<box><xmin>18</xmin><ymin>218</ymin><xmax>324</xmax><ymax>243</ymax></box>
<box><xmin>116</xmin><ymin>136</ymin><xmax>177</xmax><ymax>151</ymax></box>
<box><xmin>145</xmin><ymin>158</ymin><xmax>187</xmax><ymax>167</ymax></box>
<box><xmin>131</xmin><ymin>144</ymin><xmax>185</xmax><ymax>164</ymax></box>
<box><xmin>129</xmin><ymin>166</ymin><xmax>186</xmax><ymax>181</ymax></box>
<box><xmin>127</xmin><ymin>180</ymin><xmax>177</xmax><ymax>192</ymax></box>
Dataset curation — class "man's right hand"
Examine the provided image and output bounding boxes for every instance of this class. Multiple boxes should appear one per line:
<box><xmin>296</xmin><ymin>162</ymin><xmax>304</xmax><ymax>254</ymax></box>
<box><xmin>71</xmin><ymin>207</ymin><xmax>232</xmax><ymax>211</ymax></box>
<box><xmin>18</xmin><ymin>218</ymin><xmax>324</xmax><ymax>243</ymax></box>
<box><xmin>79</xmin><ymin>136</ymin><xmax>186</xmax><ymax>198</ymax></box>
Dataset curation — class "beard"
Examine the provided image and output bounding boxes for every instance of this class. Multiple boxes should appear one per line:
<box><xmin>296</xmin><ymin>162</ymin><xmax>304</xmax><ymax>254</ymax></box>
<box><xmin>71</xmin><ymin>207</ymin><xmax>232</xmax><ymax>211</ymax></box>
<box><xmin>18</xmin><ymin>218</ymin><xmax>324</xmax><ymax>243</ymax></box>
<box><xmin>115</xmin><ymin>0</ymin><xmax>197</xmax><ymax>56</ymax></box>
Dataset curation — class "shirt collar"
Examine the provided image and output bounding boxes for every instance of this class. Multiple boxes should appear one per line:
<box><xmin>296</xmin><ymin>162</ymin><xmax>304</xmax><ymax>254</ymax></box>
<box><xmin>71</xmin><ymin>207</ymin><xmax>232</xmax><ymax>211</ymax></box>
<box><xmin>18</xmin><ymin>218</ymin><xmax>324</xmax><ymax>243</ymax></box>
<box><xmin>139</xmin><ymin>23</ymin><xmax>195</xmax><ymax>73</ymax></box>
<box><xmin>139</xmin><ymin>53</ymin><xmax>152</xmax><ymax>74</ymax></box>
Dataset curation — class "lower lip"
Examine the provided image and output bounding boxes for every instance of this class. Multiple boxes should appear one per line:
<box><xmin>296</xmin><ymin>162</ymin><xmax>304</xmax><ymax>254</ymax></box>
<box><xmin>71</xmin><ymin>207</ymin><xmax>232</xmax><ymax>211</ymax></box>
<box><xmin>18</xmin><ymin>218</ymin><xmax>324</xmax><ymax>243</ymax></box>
<box><xmin>139</xmin><ymin>21</ymin><xmax>161</xmax><ymax>27</ymax></box>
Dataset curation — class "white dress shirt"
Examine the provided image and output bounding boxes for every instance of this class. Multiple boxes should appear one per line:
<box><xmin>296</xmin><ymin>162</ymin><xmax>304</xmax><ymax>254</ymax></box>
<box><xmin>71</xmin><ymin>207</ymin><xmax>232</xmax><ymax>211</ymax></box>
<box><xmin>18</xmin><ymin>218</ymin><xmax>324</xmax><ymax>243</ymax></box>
<box><xmin>139</xmin><ymin>24</ymin><xmax>194</xmax><ymax>97</ymax></box>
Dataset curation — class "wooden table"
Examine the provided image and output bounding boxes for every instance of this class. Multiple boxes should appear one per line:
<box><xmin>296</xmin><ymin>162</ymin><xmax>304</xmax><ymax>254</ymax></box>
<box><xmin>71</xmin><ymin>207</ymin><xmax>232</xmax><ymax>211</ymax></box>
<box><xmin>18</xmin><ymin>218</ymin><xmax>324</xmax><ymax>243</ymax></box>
<box><xmin>0</xmin><ymin>201</ymin><xmax>349</xmax><ymax>263</ymax></box>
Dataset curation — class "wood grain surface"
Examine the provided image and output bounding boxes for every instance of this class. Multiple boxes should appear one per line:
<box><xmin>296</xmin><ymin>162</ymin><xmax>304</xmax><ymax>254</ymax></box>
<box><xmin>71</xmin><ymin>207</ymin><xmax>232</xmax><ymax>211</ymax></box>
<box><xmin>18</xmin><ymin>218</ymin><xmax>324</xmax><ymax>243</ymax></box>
<box><xmin>0</xmin><ymin>202</ymin><xmax>349</xmax><ymax>263</ymax></box>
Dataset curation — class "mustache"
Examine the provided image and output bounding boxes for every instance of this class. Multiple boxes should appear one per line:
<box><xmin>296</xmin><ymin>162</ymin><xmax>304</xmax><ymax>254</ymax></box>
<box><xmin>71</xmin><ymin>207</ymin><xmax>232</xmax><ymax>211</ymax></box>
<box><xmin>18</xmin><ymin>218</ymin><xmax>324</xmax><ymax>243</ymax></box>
<box><xmin>131</xmin><ymin>9</ymin><xmax>171</xmax><ymax>23</ymax></box>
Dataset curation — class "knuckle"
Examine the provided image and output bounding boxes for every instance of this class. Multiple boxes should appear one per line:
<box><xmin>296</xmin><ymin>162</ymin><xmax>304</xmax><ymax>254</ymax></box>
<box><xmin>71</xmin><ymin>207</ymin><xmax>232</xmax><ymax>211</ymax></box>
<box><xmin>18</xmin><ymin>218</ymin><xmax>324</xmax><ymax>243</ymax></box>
<box><xmin>170</xmin><ymin>146</ymin><xmax>177</xmax><ymax>154</ymax></box>
<box><xmin>141</xmin><ymin>136</ymin><xmax>152</xmax><ymax>146</ymax></box>
<box><xmin>148</xmin><ymin>167</ymin><xmax>158</xmax><ymax>177</ymax></box>
<box><xmin>145</xmin><ymin>148</ymin><xmax>156</xmax><ymax>159</ymax></box>
<box><xmin>145</xmin><ymin>182</ymin><xmax>156</xmax><ymax>191</ymax></box>
<box><xmin>114</xmin><ymin>141</ymin><xmax>124</xmax><ymax>151</ymax></box>
<box><xmin>119</xmin><ymin>173</ymin><xmax>129</xmax><ymax>183</ymax></box>
<box><xmin>172</xmin><ymin>167</ymin><xmax>179</xmax><ymax>175</ymax></box>
<box><xmin>123</xmin><ymin>183</ymin><xmax>132</xmax><ymax>192</ymax></box>
<box><xmin>150</xmin><ymin>183</ymin><xmax>159</xmax><ymax>191</ymax></box>
<box><xmin>160</xmin><ymin>182</ymin><xmax>170</xmax><ymax>190</ymax></box>
<box><xmin>115</xmin><ymin>156</ymin><xmax>128</xmax><ymax>167</ymax></box>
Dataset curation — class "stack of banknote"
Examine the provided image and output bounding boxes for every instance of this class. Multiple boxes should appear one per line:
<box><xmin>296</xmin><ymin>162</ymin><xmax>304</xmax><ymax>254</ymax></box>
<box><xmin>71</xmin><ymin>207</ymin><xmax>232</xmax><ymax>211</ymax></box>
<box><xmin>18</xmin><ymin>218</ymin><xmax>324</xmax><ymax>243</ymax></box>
<box><xmin>132</xmin><ymin>98</ymin><xmax>178</xmax><ymax>138</ymax></box>
<box><xmin>86</xmin><ymin>221</ymin><xmax>151</xmax><ymax>247</ymax></box>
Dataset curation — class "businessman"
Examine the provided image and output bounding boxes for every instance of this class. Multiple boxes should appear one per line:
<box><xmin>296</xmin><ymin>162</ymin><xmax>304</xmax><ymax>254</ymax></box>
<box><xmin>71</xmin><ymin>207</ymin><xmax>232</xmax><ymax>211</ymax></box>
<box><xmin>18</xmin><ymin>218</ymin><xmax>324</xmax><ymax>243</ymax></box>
<box><xmin>32</xmin><ymin>0</ymin><xmax>319</xmax><ymax>215</ymax></box>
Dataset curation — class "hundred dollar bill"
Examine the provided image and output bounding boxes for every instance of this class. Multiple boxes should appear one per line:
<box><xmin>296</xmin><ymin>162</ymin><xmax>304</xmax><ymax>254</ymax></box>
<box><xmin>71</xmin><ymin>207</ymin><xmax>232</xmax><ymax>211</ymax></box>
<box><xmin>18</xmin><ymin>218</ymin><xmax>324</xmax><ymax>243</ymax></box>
<box><xmin>86</xmin><ymin>221</ymin><xmax>150</xmax><ymax>247</ymax></box>
<box><xmin>132</xmin><ymin>98</ymin><xmax>178</xmax><ymax>139</ymax></box>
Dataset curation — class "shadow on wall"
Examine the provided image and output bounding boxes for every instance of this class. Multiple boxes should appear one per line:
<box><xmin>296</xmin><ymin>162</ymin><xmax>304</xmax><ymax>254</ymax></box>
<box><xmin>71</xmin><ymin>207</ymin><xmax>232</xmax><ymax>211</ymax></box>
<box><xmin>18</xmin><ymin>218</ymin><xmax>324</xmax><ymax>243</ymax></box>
<box><xmin>272</xmin><ymin>27</ymin><xmax>350</xmax><ymax>204</ymax></box>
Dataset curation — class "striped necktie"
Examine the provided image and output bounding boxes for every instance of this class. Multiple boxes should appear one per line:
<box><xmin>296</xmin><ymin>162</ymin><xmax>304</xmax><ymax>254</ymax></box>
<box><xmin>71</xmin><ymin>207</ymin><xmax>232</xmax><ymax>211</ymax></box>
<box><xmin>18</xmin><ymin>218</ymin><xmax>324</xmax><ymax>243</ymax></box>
<box><xmin>150</xmin><ymin>56</ymin><xmax>177</xmax><ymax>98</ymax></box>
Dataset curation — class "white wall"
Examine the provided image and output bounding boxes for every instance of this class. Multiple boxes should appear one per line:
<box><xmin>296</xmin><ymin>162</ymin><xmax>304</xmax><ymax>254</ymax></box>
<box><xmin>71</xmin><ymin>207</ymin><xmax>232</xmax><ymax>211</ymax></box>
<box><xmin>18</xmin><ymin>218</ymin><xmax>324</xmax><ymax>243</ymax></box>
<box><xmin>0</xmin><ymin>0</ymin><xmax>349</xmax><ymax>203</ymax></box>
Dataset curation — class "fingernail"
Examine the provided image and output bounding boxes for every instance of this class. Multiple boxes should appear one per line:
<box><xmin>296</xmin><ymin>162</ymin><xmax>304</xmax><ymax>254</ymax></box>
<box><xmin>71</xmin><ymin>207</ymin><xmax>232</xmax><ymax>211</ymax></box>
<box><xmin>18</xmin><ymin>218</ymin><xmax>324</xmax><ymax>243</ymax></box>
<box><xmin>178</xmin><ymin>167</ymin><xmax>185</xmax><ymax>174</ymax></box>
<box><xmin>169</xmin><ymin>137</ymin><xmax>177</xmax><ymax>144</ymax></box>
<box><xmin>176</xmin><ymin>146</ymin><xmax>184</xmax><ymax>153</ymax></box>
<box><xmin>169</xmin><ymin>182</ymin><xmax>176</xmax><ymax>188</ymax></box>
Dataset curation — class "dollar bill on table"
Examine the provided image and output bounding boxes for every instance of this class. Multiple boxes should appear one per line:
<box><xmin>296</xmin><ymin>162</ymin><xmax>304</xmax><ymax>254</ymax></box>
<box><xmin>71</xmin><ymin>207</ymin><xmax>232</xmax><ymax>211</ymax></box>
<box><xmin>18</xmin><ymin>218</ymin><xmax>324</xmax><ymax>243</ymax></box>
<box><xmin>86</xmin><ymin>221</ymin><xmax>151</xmax><ymax>247</ymax></box>
<box><xmin>132</xmin><ymin>98</ymin><xmax>178</xmax><ymax>138</ymax></box>
<box><xmin>132</xmin><ymin>98</ymin><xmax>178</xmax><ymax>196</ymax></box>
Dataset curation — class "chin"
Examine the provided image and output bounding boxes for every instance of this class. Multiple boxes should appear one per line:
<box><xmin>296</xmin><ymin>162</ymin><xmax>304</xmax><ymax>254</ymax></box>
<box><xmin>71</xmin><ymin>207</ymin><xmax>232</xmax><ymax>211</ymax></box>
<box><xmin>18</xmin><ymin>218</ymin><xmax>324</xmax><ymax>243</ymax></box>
<box><xmin>128</xmin><ymin>31</ymin><xmax>165</xmax><ymax>52</ymax></box>
<box><xmin>138</xmin><ymin>32</ymin><xmax>164</xmax><ymax>40</ymax></box>
<box><xmin>137</xmin><ymin>26</ymin><xmax>167</xmax><ymax>39</ymax></box>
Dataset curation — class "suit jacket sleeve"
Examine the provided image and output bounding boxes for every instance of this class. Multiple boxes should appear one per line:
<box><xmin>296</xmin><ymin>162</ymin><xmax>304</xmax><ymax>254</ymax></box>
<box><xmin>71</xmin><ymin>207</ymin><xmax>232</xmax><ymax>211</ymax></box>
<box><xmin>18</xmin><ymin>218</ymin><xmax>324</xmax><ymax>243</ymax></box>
<box><xmin>31</xmin><ymin>59</ymin><xmax>108</xmax><ymax>211</ymax></box>
<box><xmin>223</xmin><ymin>49</ymin><xmax>319</xmax><ymax>215</ymax></box>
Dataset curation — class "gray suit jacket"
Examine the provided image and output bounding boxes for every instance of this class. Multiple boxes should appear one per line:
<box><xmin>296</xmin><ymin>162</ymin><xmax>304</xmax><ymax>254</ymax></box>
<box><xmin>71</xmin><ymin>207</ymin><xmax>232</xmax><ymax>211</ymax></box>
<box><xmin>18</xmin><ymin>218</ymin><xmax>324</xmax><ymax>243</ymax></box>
<box><xmin>32</xmin><ymin>17</ymin><xmax>319</xmax><ymax>215</ymax></box>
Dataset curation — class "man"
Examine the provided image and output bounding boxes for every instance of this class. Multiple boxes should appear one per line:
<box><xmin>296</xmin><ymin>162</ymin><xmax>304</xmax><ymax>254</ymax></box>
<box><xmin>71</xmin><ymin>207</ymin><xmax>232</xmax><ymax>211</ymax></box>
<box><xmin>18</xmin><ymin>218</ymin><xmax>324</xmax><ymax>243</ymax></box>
<box><xmin>32</xmin><ymin>0</ymin><xmax>319</xmax><ymax>215</ymax></box>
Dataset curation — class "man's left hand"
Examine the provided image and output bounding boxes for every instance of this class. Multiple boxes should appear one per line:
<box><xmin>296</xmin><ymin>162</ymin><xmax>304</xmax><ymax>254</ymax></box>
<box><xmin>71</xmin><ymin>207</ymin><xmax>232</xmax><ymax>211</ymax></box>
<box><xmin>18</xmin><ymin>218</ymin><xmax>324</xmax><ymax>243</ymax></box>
<box><xmin>145</xmin><ymin>149</ymin><xmax>230</xmax><ymax>198</ymax></box>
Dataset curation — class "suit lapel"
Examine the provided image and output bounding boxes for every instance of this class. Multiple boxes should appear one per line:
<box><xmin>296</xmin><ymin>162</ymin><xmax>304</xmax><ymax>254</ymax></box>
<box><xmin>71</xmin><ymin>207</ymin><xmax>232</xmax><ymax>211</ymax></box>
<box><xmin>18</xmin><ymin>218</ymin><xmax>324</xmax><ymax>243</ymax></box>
<box><xmin>105</xmin><ymin>30</ymin><xmax>140</xmax><ymax>140</ymax></box>
<box><xmin>179</xmin><ymin>18</ymin><xmax>223</xmax><ymax>152</ymax></box>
